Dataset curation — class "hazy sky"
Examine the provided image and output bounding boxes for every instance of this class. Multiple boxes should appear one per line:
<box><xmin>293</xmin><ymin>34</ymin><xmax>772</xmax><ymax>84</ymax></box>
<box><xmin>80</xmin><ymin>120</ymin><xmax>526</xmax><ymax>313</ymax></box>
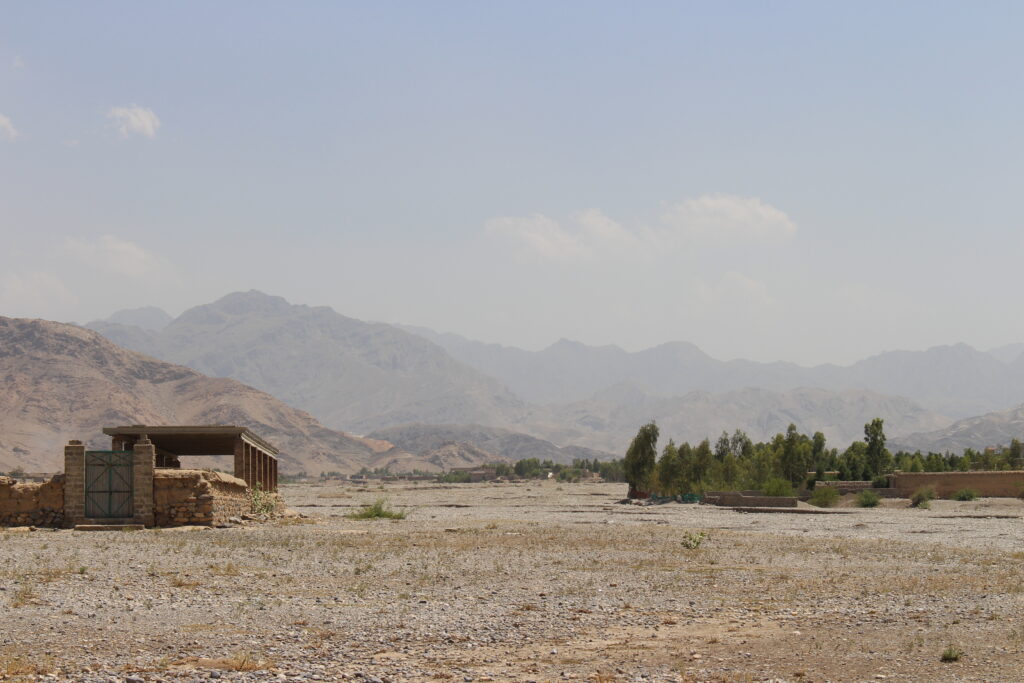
<box><xmin>3</xmin><ymin>2</ymin><xmax>1024</xmax><ymax>365</ymax></box>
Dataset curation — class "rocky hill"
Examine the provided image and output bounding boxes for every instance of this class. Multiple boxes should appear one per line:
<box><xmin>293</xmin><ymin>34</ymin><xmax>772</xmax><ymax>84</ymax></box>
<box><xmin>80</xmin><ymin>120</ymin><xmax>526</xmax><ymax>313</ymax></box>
<box><xmin>0</xmin><ymin>316</ymin><xmax>424</xmax><ymax>475</ymax></box>
<box><xmin>88</xmin><ymin>291</ymin><xmax>527</xmax><ymax>434</ymax></box>
<box><xmin>893</xmin><ymin>403</ymin><xmax>1024</xmax><ymax>454</ymax></box>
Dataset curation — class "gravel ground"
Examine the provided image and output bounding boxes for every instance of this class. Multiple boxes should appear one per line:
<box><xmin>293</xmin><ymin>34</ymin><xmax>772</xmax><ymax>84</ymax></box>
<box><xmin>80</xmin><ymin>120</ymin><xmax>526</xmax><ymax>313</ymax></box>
<box><xmin>2</xmin><ymin>480</ymin><xmax>1023</xmax><ymax>682</ymax></box>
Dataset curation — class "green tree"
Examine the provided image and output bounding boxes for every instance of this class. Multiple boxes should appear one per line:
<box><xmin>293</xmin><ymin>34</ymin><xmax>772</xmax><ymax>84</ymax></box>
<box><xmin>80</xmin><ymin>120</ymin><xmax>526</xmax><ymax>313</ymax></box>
<box><xmin>624</xmin><ymin>422</ymin><xmax>659</xmax><ymax>498</ymax></box>
<box><xmin>714</xmin><ymin>431</ymin><xmax>731</xmax><ymax>461</ymax></box>
<box><xmin>689</xmin><ymin>439</ymin><xmax>714</xmax><ymax>487</ymax></box>
<box><xmin>864</xmin><ymin>418</ymin><xmax>891</xmax><ymax>477</ymax></box>
<box><xmin>1010</xmin><ymin>439</ymin><xmax>1023</xmax><ymax>469</ymax></box>
<box><xmin>778</xmin><ymin>424</ymin><xmax>811</xmax><ymax>486</ymax></box>
<box><xmin>656</xmin><ymin>440</ymin><xmax>681</xmax><ymax>495</ymax></box>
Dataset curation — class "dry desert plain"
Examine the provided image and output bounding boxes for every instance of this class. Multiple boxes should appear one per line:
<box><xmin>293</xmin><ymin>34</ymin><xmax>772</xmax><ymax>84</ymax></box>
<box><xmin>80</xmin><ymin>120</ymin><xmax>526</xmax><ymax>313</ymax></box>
<box><xmin>2</xmin><ymin>480</ymin><xmax>1024</xmax><ymax>682</ymax></box>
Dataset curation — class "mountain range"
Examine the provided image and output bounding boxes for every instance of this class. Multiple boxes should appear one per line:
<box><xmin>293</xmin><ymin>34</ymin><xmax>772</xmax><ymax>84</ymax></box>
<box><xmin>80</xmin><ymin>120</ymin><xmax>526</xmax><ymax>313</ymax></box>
<box><xmin>88</xmin><ymin>292</ymin><xmax>527</xmax><ymax>434</ymax></box>
<box><xmin>64</xmin><ymin>289</ymin><xmax>1023</xmax><ymax>461</ymax></box>
<box><xmin>402</xmin><ymin>326</ymin><xmax>1024</xmax><ymax>419</ymax></box>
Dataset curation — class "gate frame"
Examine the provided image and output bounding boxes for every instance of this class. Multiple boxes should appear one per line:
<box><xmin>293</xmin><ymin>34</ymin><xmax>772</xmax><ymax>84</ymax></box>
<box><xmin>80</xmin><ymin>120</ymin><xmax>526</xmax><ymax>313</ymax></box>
<box><xmin>64</xmin><ymin>438</ymin><xmax>155</xmax><ymax>527</ymax></box>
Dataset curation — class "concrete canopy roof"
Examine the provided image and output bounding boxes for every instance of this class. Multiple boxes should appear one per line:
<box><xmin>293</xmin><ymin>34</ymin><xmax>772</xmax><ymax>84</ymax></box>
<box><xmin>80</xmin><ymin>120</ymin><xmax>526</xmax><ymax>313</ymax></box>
<box><xmin>102</xmin><ymin>425</ymin><xmax>279</xmax><ymax>457</ymax></box>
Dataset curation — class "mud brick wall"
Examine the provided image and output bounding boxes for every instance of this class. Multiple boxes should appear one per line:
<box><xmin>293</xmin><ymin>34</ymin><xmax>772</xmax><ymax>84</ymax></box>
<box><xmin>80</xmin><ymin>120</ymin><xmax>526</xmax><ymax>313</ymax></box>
<box><xmin>153</xmin><ymin>470</ymin><xmax>251</xmax><ymax>526</ymax></box>
<box><xmin>891</xmin><ymin>471</ymin><xmax>1024</xmax><ymax>498</ymax></box>
<box><xmin>703</xmin><ymin>491</ymin><xmax>798</xmax><ymax>507</ymax></box>
<box><xmin>0</xmin><ymin>475</ymin><xmax>65</xmax><ymax>527</ymax></box>
<box><xmin>817</xmin><ymin>481</ymin><xmax>876</xmax><ymax>493</ymax></box>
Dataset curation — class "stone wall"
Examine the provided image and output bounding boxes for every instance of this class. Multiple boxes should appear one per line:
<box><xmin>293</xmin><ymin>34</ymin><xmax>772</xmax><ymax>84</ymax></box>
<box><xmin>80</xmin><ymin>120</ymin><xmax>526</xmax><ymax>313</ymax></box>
<box><xmin>0</xmin><ymin>475</ymin><xmax>65</xmax><ymax>527</ymax></box>
<box><xmin>890</xmin><ymin>471</ymin><xmax>1024</xmax><ymax>499</ymax></box>
<box><xmin>153</xmin><ymin>469</ymin><xmax>254</xmax><ymax>526</ymax></box>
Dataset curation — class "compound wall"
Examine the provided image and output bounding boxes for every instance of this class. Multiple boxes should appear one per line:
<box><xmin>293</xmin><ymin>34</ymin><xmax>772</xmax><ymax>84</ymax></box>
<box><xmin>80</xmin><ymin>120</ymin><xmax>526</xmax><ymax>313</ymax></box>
<box><xmin>890</xmin><ymin>471</ymin><xmax>1024</xmax><ymax>498</ymax></box>
<box><xmin>153</xmin><ymin>469</ymin><xmax>253</xmax><ymax>526</ymax></box>
<box><xmin>0</xmin><ymin>475</ymin><xmax>65</xmax><ymax>527</ymax></box>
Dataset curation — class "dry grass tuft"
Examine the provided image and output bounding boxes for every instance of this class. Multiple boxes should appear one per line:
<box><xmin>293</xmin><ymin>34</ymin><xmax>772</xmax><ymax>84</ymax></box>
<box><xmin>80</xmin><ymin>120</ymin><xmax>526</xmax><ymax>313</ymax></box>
<box><xmin>9</xmin><ymin>582</ymin><xmax>37</xmax><ymax>608</ymax></box>
<box><xmin>168</xmin><ymin>574</ymin><xmax>200</xmax><ymax>588</ymax></box>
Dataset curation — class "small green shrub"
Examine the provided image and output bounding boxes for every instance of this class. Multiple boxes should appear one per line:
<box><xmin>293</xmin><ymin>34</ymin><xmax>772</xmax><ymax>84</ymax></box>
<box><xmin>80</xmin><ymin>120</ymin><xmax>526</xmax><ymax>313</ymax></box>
<box><xmin>911</xmin><ymin>485</ymin><xmax>936</xmax><ymax>507</ymax></box>
<box><xmin>940</xmin><ymin>645</ymin><xmax>962</xmax><ymax>662</ymax></box>
<box><xmin>680</xmin><ymin>531</ymin><xmax>708</xmax><ymax>550</ymax></box>
<box><xmin>856</xmin><ymin>490</ymin><xmax>881</xmax><ymax>507</ymax></box>
<box><xmin>918</xmin><ymin>499</ymin><xmax>931</xmax><ymax>509</ymax></box>
<box><xmin>346</xmin><ymin>499</ymin><xmax>407</xmax><ymax>520</ymax></box>
<box><xmin>248</xmin><ymin>482</ymin><xmax>276</xmax><ymax>516</ymax></box>
<box><xmin>871</xmin><ymin>475</ymin><xmax>890</xmax><ymax>488</ymax></box>
<box><xmin>761</xmin><ymin>477</ymin><xmax>795</xmax><ymax>497</ymax></box>
<box><xmin>809</xmin><ymin>486</ymin><xmax>840</xmax><ymax>508</ymax></box>
<box><xmin>953</xmin><ymin>489</ymin><xmax>978</xmax><ymax>501</ymax></box>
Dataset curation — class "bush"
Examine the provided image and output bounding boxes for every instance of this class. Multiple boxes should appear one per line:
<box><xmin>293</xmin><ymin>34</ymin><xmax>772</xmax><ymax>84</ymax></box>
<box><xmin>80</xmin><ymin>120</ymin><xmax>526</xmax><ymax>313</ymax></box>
<box><xmin>247</xmin><ymin>482</ymin><xmax>276</xmax><ymax>516</ymax></box>
<box><xmin>953</xmin><ymin>489</ymin><xmax>978</xmax><ymax>501</ymax></box>
<box><xmin>808</xmin><ymin>486</ymin><xmax>840</xmax><ymax>508</ymax></box>
<box><xmin>940</xmin><ymin>645</ymin><xmax>962</xmax><ymax>662</ymax></box>
<box><xmin>871</xmin><ymin>475</ymin><xmax>890</xmax><ymax>488</ymax></box>
<box><xmin>680</xmin><ymin>531</ymin><xmax>708</xmax><ymax>549</ymax></box>
<box><xmin>911</xmin><ymin>485</ymin><xmax>936</xmax><ymax>507</ymax></box>
<box><xmin>856</xmin><ymin>490</ymin><xmax>881</xmax><ymax>507</ymax></box>
<box><xmin>761</xmin><ymin>477</ymin><xmax>795</xmax><ymax>497</ymax></box>
<box><xmin>346</xmin><ymin>499</ymin><xmax>407</xmax><ymax>520</ymax></box>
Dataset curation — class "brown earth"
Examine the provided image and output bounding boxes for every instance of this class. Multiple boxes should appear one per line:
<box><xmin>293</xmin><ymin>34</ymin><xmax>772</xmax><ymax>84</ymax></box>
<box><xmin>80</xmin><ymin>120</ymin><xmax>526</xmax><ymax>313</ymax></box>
<box><xmin>2</xmin><ymin>481</ymin><xmax>1023</xmax><ymax>681</ymax></box>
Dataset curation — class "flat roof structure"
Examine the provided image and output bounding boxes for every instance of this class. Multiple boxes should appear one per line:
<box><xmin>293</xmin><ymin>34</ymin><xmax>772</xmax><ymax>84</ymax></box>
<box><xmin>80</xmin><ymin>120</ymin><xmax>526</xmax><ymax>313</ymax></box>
<box><xmin>102</xmin><ymin>425</ymin><xmax>279</xmax><ymax>492</ymax></box>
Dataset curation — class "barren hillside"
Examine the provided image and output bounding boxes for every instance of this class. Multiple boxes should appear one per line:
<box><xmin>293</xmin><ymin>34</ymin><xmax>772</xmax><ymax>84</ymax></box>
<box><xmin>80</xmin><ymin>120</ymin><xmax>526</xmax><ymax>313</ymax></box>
<box><xmin>0</xmin><ymin>317</ymin><xmax>420</xmax><ymax>475</ymax></box>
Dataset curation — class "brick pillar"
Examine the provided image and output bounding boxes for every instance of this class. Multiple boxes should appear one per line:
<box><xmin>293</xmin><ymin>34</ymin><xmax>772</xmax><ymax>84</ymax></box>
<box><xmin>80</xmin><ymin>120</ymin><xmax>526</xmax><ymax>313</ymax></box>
<box><xmin>132</xmin><ymin>438</ymin><xmax>155</xmax><ymax>527</ymax></box>
<box><xmin>233</xmin><ymin>439</ymin><xmax>244</xmax><ymax>483</ymax></box>
<box><xmin>63</xmin><ymin>440</ymin><xmax>86</xmax><ymax>527</ymax></box>
<box><xmin>242</xmin><ymin>443</ymin><xmax>253</xmax><ymax>488</ymax></box>
<box><xmin>256</xmin><ymin>449</ymin><xmax>263</xmax><ymax>490</ymax></box>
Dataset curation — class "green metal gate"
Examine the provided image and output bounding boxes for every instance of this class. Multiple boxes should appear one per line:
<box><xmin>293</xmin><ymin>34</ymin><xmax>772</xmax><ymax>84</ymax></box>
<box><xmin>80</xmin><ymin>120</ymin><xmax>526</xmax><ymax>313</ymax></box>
<box><xmin>84</xmin><ymin>451</ymin><xmax>133</xmax><ymax>518</ymax></box>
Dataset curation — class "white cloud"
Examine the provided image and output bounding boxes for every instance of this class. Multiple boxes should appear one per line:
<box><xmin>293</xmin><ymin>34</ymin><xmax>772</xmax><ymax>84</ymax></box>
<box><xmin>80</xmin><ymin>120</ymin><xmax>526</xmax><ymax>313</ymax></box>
<box><xmin>0</xmin><ymin>114</ymin><xmax>18</xmax><ymax>141</ymax></box>
<box><xmin>63</xmin><ymin>234</ymin><xmax>163</xmax><ymax>278</ymax></box>
<box><xmin>485</xmin><ymin>209</ymin><xmax>639</xmax><ymax>262</ymax></box>
<box><xmin>107</xmin><ymin>105</ymin><xmax>161</xmax><ymax>139</ymax></box>
<box><xmin>487</xmin><ymin>194</ymin><xmax>796</xmax><ymax>261</ymax></box>
<box><xmin>659</xmin><ymin>194</ymin><xmax>797</xmax><ymax>246</ymax></box>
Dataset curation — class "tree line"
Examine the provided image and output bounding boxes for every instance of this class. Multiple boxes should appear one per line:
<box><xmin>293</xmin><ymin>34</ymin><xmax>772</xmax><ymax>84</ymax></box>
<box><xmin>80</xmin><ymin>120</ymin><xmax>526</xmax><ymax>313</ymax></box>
<box><xmin>622</xmin><ymin>419</ymin><xmax>1024</xmax><ymax>498</ymax></box>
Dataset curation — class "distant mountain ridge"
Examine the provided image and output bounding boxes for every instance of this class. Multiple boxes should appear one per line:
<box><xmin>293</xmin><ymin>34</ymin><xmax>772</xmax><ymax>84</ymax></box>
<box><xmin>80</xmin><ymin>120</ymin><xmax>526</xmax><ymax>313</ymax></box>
<box><xmin>365</xmin><ymin>424</ymin><xmax>615</xmax><ymax>465</ymax></box>
<box><xmin>0</xmin><ymin>316</ymin><xmax>427</xmax><ymax>475</ymax></box>
<box><xmin>402</xmin><ymin>326</ymin><xmax>1024</xmax><ymax>418</ymax></box>
<box><xmin>522</xmin><ymin>385</ymin><xmax>951</xmax><ymax>454</ymax></box>
<box><xmin>82</xmin><ymin>291</ymin><xmax>1010</xmax><ymax>457</ymax></box>
<box><xmin>894</xmin><ymin>403</ymin><xmax>1024</xmax><ymax>454</ymax></box>
<box><xmin>88</xmin><ymin>291</ymin><xmax>528</xmax><ymax>434</ymax></box>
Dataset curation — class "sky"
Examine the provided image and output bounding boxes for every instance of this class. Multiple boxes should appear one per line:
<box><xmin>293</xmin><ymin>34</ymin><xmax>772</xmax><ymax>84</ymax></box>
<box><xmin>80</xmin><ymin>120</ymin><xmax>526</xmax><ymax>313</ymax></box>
<box><xmin>2</xmin><ymin>2</ymin><xmax>1024</xmax><ymax>365</ymax></box>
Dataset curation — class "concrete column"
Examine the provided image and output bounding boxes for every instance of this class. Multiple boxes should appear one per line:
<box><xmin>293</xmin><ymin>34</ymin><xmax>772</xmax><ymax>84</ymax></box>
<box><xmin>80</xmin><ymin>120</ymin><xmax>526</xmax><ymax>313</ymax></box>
<box><xmin>132</xmin><ymin>438</ymin><xmax>155</xmax><ymax>527</ymax></box>
<box><xmin>63</xmin><ymin>440</ymin><xmax>86</xmax><ymax>527</ymax></box>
